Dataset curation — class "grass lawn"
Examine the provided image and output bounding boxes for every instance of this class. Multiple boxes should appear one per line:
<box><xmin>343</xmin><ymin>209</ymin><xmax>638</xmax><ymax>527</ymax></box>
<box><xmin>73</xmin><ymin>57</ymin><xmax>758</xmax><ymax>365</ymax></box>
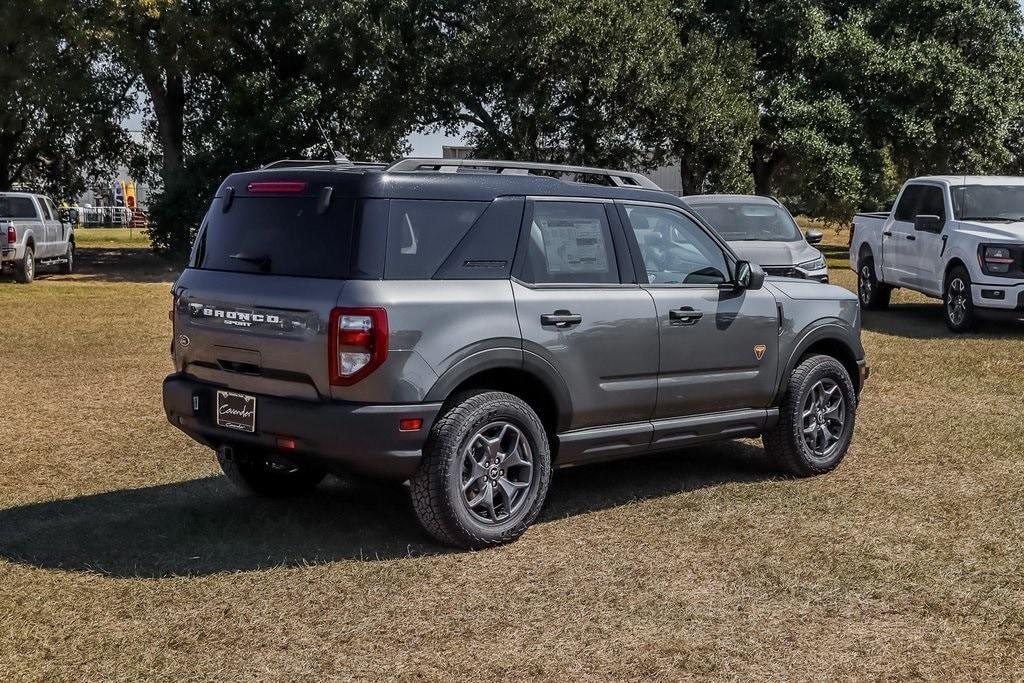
<box><xmin>0</xmin><ymin>233</ymin><xmax>1021</xmax><ymax>680</ymax></box>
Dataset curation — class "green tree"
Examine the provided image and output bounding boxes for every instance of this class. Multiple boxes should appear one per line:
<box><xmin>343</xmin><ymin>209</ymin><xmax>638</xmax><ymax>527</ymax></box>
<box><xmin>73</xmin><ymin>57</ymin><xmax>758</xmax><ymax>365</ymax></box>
<box><xmin>0</xmin><ymin>0</ymin><xmax>132</xmax><ymax>201</ymax></box>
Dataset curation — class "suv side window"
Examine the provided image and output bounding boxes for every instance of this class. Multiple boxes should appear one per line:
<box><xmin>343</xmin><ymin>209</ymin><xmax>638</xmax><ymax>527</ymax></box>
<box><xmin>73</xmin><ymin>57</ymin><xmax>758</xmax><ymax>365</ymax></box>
<box><xmin>894</xmin><ymin>185</ymin><xmax>923</xmax><ymax>222</ymax></box>
<box><xmin>917</xmin><ymin>186</ymin><xmax>945</xmax><ymax>220</ymax></box>
<box><xmin>519</xmin><ymin>201</ymin><xmax>619</xmax><ymax>284</ymax></box>
<box><xmin>385</xmin><ymin>200</ymin><xmax>487</xmax><ymax>279</ymax></box>
<box><xmin>623</xmin><ymin>205</ymin><xmax>729</xmax><ymax>285</ymax></box>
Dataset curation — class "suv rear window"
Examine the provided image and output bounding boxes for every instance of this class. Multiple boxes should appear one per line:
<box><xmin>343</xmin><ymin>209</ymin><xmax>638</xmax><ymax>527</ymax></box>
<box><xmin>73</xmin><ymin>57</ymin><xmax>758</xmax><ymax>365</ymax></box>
<box><xmin>0</xmin><ymin>197</ymin><xmax>38</xmax><ymax>219</ymax></box>
<box><xmin>197</xmin><ymin>196</ymin><xmax>356</xmax><ymax>278</ymax></box>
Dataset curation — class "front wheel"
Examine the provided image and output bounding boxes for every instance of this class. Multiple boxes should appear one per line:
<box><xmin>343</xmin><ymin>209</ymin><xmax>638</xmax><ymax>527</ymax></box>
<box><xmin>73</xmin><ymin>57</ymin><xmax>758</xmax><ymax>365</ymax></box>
<box><xmin>410</xmin><ymin>391</ymin><xmax>552</xmax><ymax>549</ymax></box>
<box><xmin>763</xmin><ymin>355</ymin><xmax>857</xmax><ymax>477</ymax></box>
<box><xmin>217</xmin><ymin>446</ymin><xmax>326</xmax><ymax>497</ymax></box>
<box><xmin>944</xmin><ymin>266</ymin><xmax>978</xmax><ymax>333</ymax></box>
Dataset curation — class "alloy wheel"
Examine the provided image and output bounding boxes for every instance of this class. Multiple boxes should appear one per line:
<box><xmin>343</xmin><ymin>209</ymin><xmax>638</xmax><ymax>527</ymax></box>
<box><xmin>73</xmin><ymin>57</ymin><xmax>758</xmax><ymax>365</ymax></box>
<box><xmin>947</xmin><ymin>277</ymin><xmax>968</xmax><ymax>327</ymax></box>
<box><xmin>858</xmin><ymin>265</ymin><xmax>872</xmax><ymax>304</ymax></box>
<box><xmin>801</xmin><ymin>378</ymin><xmax>846</xmax><ymax>459</ymax></box>
<box><xmin>460</xmin><ymin>421</ymin><xmax>534</xmax><ymax>524</ymax></box>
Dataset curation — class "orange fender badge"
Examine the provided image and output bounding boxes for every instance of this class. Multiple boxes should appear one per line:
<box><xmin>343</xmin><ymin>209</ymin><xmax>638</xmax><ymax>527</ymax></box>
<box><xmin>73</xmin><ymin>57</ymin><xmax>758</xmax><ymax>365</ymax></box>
<box><xmin>754</xmin><ymin>344</ymin><xmax>766</xmax><ymax>360</ymax></box>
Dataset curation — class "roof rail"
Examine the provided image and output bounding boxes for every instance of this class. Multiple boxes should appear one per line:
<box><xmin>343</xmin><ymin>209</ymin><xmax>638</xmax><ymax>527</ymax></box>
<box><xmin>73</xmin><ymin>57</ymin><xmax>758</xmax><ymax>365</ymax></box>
<box><xmin>260</xmin><ymin>159</ymin><xmax>386</xmax><ymax>170</ymax></box>
<box><xmin>386</xmin><ymin>158</ymin><xmax>662</xmax><ymax>190</ymax></box>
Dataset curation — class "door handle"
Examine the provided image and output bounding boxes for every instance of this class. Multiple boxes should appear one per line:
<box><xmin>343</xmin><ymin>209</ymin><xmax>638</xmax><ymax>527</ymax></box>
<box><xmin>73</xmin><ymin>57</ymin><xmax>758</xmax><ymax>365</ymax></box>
<box><xmin>882</xmin><ymin>230</ymin><xmax>893</xmax><ymax>237</ymax></box>
<box><xmin>669</xmin><ymin>307</ymin><xmax>703</xmax><ymax>324</ymax></box>
<box><xmin>906</xmin><ymin>235</ymin><xmax>916</xmax><ymax>241</ymax></box>
<box><xmin>540</xmin><ymin>311</ymin><xmax>582</xmax><ymax>328</ymax></box>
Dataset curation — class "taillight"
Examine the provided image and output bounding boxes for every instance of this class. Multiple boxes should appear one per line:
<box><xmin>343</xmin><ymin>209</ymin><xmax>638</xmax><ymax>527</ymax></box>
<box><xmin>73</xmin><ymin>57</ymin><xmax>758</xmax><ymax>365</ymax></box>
<box><xmin>329</xmin><ymin>307</ymin><xmax>388</xmax><ymax>386</ymax></box>
<box><xmin>247</xmin><ymin>180</ymin><xmax>307</xmax><ymax>194</ymax></box>
<box><xmin>6</xmin><ymin>225</ymin><xmax>14</xmax><ymax>245</ymax></box>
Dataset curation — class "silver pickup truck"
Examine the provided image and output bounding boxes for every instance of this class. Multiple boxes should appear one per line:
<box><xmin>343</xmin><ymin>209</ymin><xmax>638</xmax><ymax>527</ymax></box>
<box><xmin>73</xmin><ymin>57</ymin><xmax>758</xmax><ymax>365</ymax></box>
<box><xmin>0</xmin><ymin>192</ymin><xmax>75</xmax><ymax>283</ymax></box>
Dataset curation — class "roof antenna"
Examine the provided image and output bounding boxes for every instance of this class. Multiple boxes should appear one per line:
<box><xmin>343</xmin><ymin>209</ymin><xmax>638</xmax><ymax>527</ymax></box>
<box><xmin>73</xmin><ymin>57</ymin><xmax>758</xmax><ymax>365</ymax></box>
<box><xmin>315</xmin><ymin>120</ymin><xmax>350</xmax><ymax>165</ymax></box>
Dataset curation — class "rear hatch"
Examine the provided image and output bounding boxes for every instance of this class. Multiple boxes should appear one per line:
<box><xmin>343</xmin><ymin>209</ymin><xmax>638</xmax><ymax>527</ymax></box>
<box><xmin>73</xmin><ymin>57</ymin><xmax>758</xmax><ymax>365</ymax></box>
<box><xmin>172</xmin><ymin>171</ymin><xmax>383</xmax><ymax>401</ymax></box>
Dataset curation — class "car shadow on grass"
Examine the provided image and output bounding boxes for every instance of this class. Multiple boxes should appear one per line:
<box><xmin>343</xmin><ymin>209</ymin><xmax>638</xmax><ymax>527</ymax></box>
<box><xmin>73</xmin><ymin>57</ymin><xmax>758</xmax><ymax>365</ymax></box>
<box><xmin>0</xmin><ymin>247</ymin><xmax>181</xmax><ymax>285</ymax></box>
<box><xmin>862</xmin><ymin>304</ymin><xmax>1024</xmax><ymax>340</ymax></box>
<box><xmin>0</xmin><ymin>441</ymin><xmax>774</xmax><ymax>578</ymax></box>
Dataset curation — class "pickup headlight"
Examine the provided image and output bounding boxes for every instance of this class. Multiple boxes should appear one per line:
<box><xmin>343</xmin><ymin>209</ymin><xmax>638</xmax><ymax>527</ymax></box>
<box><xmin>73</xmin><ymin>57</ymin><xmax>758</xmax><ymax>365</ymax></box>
<box><xmin>798</xmin><ymin>256</ymin><xmax>827</xmax><ymax>272</ymax></box>
<box><xmin>979</xmin><ymin>245</ymin><xmax>1015</xmax><ymax>274</ymax></box>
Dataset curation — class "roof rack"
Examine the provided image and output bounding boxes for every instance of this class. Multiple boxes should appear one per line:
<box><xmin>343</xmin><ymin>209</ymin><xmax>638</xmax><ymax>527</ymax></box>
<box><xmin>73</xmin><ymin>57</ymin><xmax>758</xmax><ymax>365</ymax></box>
<box><xmin>260</xmin><ymin>159</ymin><xmax>387</xmax><ymax>170</ymax></box>
<box><xmin>386</xmin><ymin>158</ymin><xmax>662</xmax><ymax>190</ymax></box>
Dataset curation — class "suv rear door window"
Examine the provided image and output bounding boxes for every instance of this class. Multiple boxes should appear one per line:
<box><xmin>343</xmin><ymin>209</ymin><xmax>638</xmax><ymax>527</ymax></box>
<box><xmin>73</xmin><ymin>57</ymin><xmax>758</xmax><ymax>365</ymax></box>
<box><xmin>385</xmin><ymin>200</ymin><xmax>487</xmax><ymax>279</ymax></box>
<box><xmin>520</xmin><ymin>201</ymin><xmax>619</xmax><ymax>284</ymax></box>
<box><xmin>198</xmin><ymin>196</ymin><xmax>357</xmax><ymax>278</ymax></box>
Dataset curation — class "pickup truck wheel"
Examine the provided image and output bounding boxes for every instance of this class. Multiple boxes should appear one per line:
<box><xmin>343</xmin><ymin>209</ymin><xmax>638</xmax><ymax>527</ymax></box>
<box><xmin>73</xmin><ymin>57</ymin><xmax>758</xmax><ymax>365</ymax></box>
<box><xmin>944</xmin><ymin>266</ymin><xmax>978</xmax><ymax>333</ymax></box>
<box><xmin>763</xmin><ymin>354</ymin><xmax>857</xmax><ymax>477</ymax></box>
<box><xmin>59</xmin><ymin>243</ymin><xmax>74</xmax><ymax>274</ymax></box>
<box><xmin>216</xmin><ymin>446</ymin><xmax>326</xmax><ymax>497</ymax></box>
<box><xmin>857</xmin><ymin>256</ymin><xmax>891</xmax><ymax>309</ymax></box>
<box><xmin>410</xmin><ymin>391</ymin><xmax>551</xmax><ymax>549</ymax></box>
<box><xmin>15</xmin><ymin>245</ymin><xmax>35</xmax><ymax>283</ymax></box>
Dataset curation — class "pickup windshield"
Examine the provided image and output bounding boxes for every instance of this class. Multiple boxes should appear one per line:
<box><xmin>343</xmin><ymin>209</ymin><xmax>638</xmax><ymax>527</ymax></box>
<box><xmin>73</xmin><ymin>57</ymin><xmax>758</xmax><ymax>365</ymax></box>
<box><xmin>0</xmin><ymin>197</ymin><xmax>38</xmax><ymax>219</ymax></box>
<box><xmin>950</xmin><ymin>185</ymin><xmax>1024</xmax><ymax>222</ymax></box>
<box><xmin>690</xmin><ymin>200</ymin><xmax>802</xmax><ymax>242</ymax></box>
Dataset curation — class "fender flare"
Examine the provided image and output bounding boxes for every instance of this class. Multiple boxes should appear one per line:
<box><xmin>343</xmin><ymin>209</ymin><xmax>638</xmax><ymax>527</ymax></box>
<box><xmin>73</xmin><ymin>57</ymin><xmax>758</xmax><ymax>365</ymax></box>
<box><xmin>423</xmin><ymin>347</ymin><xmax>573</xmax><ymax>431</ymax></box>
<box><xmin>774</xmin><ymin>320</ymin><xmax>862</xmax><ymax>403</ymax></box>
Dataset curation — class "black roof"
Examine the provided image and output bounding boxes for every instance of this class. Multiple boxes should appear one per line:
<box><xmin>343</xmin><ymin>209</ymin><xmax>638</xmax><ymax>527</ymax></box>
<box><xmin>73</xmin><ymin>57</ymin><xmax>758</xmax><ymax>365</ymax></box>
<box><xmin>216</xmin><ymin>165</ymin><xmax>691</xmax><ymax>209</ymax></box>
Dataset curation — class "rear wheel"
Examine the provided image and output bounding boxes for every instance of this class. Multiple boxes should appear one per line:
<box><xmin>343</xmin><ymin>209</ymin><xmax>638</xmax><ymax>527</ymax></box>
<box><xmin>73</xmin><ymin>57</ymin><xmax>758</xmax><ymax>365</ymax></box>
<box><xmin>410</xmin><ymin>391</ymin><xmax>552</xmax><ymax>549</ymax></box>
<box><xmin>15</xmin><ymin>245</ymin><xmax>34</xmax><ymax>283</ymax></box>
<box><xmin>216</xmin><ymin>446</ymin><xmax>326</xmax><ymax>497</ymax></box>
<box><xmin>763</xmin><ymin>354</ymin><xmax>857</xmax><ymax>477</ymax></box>
<box><xmin>944</xmin><ymin>265</ymin><xmax>978</xmax><ymax>333</ymax></box>
<box><xmin>857</xmin><ymin>253</ymin><xmax>891</xmax><ymax>309</ymax></box>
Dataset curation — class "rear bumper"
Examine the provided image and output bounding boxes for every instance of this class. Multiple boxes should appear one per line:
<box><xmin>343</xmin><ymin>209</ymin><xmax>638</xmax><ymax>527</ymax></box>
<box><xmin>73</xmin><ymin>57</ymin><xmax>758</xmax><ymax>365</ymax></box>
<box><xmin>163</xmin><ymin>373</ymin><xmax>442</xmax><ymax>479</ymax></box>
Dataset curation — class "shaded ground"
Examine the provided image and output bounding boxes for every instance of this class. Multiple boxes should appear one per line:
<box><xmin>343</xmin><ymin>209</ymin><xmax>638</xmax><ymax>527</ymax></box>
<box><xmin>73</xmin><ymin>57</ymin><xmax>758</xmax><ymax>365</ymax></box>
<box><xmin>0</xmin><ymin>230</ymin><xmax>1021</xmax><ymax>680</ymax></box>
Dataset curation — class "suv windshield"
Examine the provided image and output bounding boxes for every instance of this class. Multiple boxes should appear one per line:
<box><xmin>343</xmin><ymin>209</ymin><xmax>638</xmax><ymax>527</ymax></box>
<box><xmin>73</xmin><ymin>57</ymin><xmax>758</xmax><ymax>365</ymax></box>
<box><xmin>690</xmin><ymin>200</ymin><xmax>802</xmax><ymax>242</ymax></box>
<box><xmin>0</xmin><ymin>196</ymin><xmax>38</xmax><ymax>219</ymax></box>
<box><xmin>950</xmin><ymin>185</ymin><xmax>1024</xmax><ymax>222</ymax></box>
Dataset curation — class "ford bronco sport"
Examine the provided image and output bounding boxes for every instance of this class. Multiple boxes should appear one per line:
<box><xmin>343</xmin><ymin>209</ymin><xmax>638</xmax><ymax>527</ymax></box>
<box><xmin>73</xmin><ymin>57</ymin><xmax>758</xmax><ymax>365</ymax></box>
<box><xmin>164</xmin><ymin>158</ymin><xmax>868</xmax><ymax>549</ymax></box>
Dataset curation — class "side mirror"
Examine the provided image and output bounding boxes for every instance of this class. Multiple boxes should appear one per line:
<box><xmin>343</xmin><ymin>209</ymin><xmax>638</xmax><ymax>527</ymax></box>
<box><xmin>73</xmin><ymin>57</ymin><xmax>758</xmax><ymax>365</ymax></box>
<box><xmin>805</xmin><ymin>229</ymin><xmax>823</xmax><ymax>245</ymax></box>
<box><xmin>735</xmin><ymin>260</ymin><xmax>765</xmax><ymax>291</ymax></box>
<box><xmin>914</xmin><ymin>214</ymin><xmax>943</xmax><ymax>232</ymax></box>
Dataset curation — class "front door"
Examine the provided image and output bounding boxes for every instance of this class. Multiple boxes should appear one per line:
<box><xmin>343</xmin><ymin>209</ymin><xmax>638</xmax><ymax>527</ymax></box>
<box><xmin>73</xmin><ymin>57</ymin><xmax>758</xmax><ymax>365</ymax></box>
<box><xmin>909</xmin><ymin>184</ymin><xmax>948</xmax><ymax>296</ymax></box>
<box><xmin>512</xmin><ymin>199</ymin><xmax>659</xmax><ymax>431</ymax></box>
<box><xmin>617</xmin><ymin>202</ymin><xmax>780</xmax><ymax>419</ymax></box>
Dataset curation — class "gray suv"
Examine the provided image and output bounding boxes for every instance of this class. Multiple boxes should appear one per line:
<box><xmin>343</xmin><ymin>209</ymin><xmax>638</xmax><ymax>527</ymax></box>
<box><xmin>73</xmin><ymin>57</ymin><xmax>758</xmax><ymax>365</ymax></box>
<box><xmin>164</xmin><ymin>158</ymin><xmax>868</xmax><ymax>549</ymax></box>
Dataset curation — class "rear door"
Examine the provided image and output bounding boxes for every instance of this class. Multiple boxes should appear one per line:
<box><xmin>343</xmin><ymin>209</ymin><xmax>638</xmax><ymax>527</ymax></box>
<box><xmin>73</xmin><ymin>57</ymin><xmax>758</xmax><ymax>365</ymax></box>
<box><xmin>34</xmin><ymin>197</ymin><xmax>58</xmax><ymax>257</ymax></box>
<box><xmin>617</xmin><ymin>202</ymin><xmax>779</xmax><ymax>421</ymax></box>
<box><xmin>512</xmin><ymin>198</ymin><xmax>659</xmax><ymax>431</ymax></box>
<box><xmin>883</xmin><ymin>184</ymin><xmax>922</xmax><ymax>286</ymax></box>
<box><xmin>173</xmin><ymin>181</ymin><xmax>378</xmax><ymax>402</ymax></box>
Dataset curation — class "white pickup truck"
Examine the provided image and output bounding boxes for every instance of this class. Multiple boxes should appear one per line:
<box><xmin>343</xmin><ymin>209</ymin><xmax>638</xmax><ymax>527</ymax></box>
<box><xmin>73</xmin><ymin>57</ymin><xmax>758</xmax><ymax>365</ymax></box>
<box><xmin>849</xmin><ymin>176</ymin><xmax>1024</xmax><ymax>332</ymax></box>
<box><xmin>0</xmin><ymin>192</ymin><xmax>75</xmax><ymax>283</ymax></box>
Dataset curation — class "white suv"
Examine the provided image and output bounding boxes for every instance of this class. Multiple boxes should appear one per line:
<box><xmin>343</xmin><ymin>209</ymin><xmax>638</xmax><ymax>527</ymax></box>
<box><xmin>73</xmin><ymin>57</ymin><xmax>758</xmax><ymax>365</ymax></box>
<box><xmin>850</xmin><ymin>176</ymin><xmax>1024</xmax><ymax>331</ymax></box>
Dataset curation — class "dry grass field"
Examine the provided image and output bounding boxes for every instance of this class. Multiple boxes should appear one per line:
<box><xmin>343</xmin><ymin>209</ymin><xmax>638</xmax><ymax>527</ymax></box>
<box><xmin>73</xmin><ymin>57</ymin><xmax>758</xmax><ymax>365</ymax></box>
<box><xmin>0</xmin><ymin>230</ymin><xmax>1021</xmax><ymax>681</ymax></box>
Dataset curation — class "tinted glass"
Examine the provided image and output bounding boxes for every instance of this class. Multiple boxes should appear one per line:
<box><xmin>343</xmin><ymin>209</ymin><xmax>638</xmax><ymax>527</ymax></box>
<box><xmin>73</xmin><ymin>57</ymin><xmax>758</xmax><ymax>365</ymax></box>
<box><xmin>894</xmin><ymin>185</ymin><xmax>923</xmax><ymax>222</ymax></box>
<box><xmin>45</xmin><ymin>198</ymin><xmax>59</xmax><ymax>220</ymax></box>
<box><xmin>385</xmin><ymin>200</ymin><xmax>486</xmax><ymax>279</ymax></box>
<box><xmin>625</xmin><ymin>206</ymin><xmax>729</xmax><ymax>285</ymax></box>
<box><xmin>950</xmin><ymin>185</ymin><xmax>1024</xmax><ymax>221</ymax></box>
<box><xmin>0</xmin><ymin>197</ymin><xmax>38</xmax><ymax>219</ymax></box>
<box><xmin>521</xmin><ymin>202</ymin><xmax>618</xmax><ymax>284</ymax></box>
<box><xmin>918</xmin><ymin>186</ymin><xmax>945</xmax><ymax>219</ymax></box>
<box><xmin>199</xmin><ymin>196</ymin><xmax>356</xmax><ymax>278</ymax></box>
<box><xmin>690</xmin><ymin>200</ymin><xmax>801</xmax><ymax>242</ymax></box>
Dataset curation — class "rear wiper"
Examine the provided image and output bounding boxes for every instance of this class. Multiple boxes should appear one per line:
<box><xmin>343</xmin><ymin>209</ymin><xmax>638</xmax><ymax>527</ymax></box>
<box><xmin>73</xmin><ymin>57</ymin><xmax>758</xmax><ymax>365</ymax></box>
<box><xmin>229</xmin><ymin>252</ymin><xmax>272</xmax><ymax>272</ymax></box>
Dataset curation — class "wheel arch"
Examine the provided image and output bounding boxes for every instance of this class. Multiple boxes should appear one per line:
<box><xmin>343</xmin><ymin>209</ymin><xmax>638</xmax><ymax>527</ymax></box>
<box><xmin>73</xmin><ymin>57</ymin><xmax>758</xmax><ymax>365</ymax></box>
<box><xmin>943</xmin><ymin>257</ymin><xmax>969</xmax><ymax>285</ymax></box>
<box><xmin>777</xmin><ymin>324</ymin><xmax>864</xmax><ymax>401</ymax></box>
<box><xmin>423</xmin><ymin>349</ymin><xmax>572</xmax><ymax>440</ymax></box>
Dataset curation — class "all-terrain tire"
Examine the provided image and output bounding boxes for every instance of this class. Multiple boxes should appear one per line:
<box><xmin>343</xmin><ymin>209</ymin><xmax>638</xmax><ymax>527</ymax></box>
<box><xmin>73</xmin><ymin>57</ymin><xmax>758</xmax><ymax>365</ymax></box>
<box><xmin>943</xmin><ymin>265</ymin><xmax>979</xmax><ymax>333</ymax></box>
<box><xmin>217</xmin><ymin>447</ymin><xmax>326</xmax><ymax>497</ymax></box>
<box><xmin>15</xmin><ymin>245</ymin><xmax>34</xmax><ymax>283</ymax></box>
<box><xmin>857</xmin><ymin>252</ymin><xmax>891</xmax><ymax>310</ymax></box>
<box><xmin>410</xmin><ymin>391</ymin><xmax>552</xmax><ymax>549</ymax></box>
<box><xmin>59</xmin><ymin>242</ymin><xmax>74</xmax><ymax>274</ymax></box>
<box><xmin>763</xmin><ymin>354</ymin><xmax>857</xmax><ymax>477</ymax></box>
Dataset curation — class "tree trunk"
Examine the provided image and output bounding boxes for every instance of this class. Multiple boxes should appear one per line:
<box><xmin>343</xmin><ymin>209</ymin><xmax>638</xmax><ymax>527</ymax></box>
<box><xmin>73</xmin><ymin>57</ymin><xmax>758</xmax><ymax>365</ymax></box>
<box><xmin>751</xmin><ymin>143</ymin><xmax>785</xmax><ymax>195</ymax></box>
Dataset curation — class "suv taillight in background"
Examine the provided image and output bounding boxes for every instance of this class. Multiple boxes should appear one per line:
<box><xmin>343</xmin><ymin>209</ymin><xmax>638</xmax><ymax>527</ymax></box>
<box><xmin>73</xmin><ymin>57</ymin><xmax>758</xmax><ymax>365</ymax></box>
<box><xmin>329</xmin><ymin>307</ymin><xmax>388</xmax><ymax>386</ymax></box>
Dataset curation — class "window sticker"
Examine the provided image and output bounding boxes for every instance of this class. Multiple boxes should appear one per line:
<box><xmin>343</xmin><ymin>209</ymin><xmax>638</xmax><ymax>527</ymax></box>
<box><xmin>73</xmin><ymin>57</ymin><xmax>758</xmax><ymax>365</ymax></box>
<box><xmin>536</xmin><ymin>217</ymin><xmax>609</xmax><ymax>274</ymax></box>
